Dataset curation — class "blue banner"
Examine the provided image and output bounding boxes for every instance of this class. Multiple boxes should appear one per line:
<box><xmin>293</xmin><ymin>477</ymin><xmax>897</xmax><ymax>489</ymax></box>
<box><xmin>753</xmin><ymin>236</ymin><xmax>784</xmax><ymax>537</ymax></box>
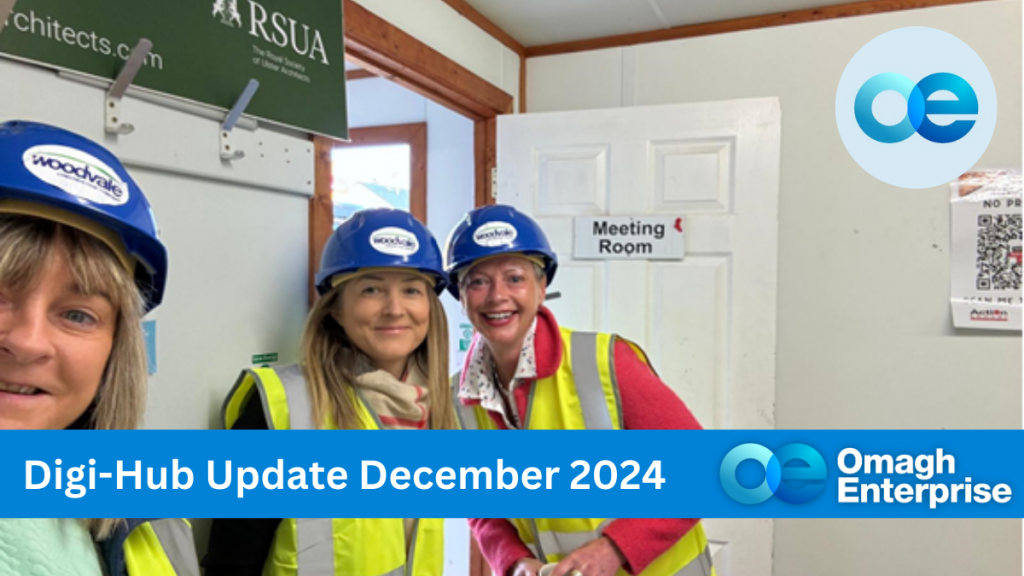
<box><xmin>0</xmin><ymin>430</ymin><xmax>1019</xmax><ymax>518</ymax></box>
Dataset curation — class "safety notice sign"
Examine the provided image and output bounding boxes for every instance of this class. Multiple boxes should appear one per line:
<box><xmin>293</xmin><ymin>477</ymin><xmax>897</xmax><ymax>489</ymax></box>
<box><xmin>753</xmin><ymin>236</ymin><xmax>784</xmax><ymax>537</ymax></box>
<box><xmin>950</xmin><ymin>171</ymin><xmax>1022</xmax><ymax>330</ymax></box>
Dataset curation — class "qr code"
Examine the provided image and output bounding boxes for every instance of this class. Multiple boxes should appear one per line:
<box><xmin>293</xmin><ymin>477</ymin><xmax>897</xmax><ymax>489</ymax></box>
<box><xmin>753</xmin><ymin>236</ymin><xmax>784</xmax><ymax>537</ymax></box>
<box><xmin>976</xmin><ymin>214</ymin><xmax>1022</xmax><ymax>290</ymax></box>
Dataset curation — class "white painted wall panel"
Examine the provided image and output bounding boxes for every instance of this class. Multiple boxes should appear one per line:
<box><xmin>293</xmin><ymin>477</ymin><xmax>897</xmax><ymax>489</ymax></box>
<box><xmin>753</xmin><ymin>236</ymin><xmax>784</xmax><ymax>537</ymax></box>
<box><xmin>525</xmin><ymin>2</ymin><xmax>1021</xmax><ymax>575</ymax></box>
<box><xmin>139</xmin><ymin>172</ymin><xmax>307</xmax><ymax>431</ymax></box>
<box><xmin>347</xmin><ymin>77</ymin><xmax>427</xmax><ymax>128</ymax></box>
<box><xmin>528</xmin><ymin>48</ymin><xmax>623</xmax><ymax>112</ymax></box>
<box><xmin>501</xmin><ymin>46</ymin><xmax>522</xmax><ymax>112</ymax></box>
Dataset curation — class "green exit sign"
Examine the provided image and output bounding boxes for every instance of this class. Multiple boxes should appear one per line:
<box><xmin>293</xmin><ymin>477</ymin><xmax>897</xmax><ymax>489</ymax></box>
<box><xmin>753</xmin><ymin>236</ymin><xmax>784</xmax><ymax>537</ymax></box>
<box><xmin>252</xmin><ymin>353</ymin><xmax>278</xmax><ymax>364</ymax></box>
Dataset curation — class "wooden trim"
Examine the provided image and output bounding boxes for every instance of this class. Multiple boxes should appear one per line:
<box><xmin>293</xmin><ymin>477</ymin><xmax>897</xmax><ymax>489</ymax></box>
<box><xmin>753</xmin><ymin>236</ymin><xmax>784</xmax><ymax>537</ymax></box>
<box><xmin>309</xmin><ymin>135</ymin><xmax>335</xmax><ymax>307</ymax></box>
<box><xmin>309</xmin><ymin>124</ymin><xmax>428</xmax><ymax>304</ymax></box>
<box><xmin>524</xmin><ymin>0</ymin><xmax>991</xmax><ymax>57</ymax></box>
<box><xmin>335</xmin><ymin>123</ymin><xmax>429</xmax><ymax>225</ymax></box>
<box><xmin>474</xmin><ymin>117</ymin><xmax>497</xmax><ymax>208</ymax></box>
<box><xmin>437</xmin><ymin>0</ymin><xmax>526</xmax><ymax>57</ymax></box>
<box><xmin>344</xmin><ymin>0</ymin><xmax>513</xmax><ymax>122</ymax></box>
<box><xmin>345</xmin><ymin>68</ymin><xmax>377</xmax><ymax>81</ymax></box>
<box><xmin>519</xmin><ymin>57</ymin><xmax>526</xmax><ymax>114</ymax></box>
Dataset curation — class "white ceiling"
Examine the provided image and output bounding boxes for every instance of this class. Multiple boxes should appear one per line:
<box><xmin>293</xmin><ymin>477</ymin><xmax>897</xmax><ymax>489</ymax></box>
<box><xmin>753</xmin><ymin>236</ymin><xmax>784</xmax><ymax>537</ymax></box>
<box><xmin>463</xmin><ymin>0</ymin><xmax>860</xmax><ymax>47</ymax></box>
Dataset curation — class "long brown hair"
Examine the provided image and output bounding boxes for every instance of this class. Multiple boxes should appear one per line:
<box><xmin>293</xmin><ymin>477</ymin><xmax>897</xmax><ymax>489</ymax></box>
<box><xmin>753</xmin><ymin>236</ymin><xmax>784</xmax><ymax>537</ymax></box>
<box><xmin>0</xmin><ymin>215</ymin><xmax>147</xmax><ymax>539</ymax></box>
<box><xmin>300</xmin><ymin>280</ymin><xmax>457</xmax><ymax>431</ymax></box>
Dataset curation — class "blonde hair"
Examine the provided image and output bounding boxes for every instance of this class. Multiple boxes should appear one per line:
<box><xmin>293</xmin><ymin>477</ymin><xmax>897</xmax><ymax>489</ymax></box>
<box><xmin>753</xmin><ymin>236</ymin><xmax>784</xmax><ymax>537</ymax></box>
<box><xmin>0</xmin><ymin>215</ymin><xmax>147</xmax><ymax>540</ymax></box>
<box><xmin>301</xmin><ymin>280</ymin><xmax>458</xmax><ymax>431</ymax></box>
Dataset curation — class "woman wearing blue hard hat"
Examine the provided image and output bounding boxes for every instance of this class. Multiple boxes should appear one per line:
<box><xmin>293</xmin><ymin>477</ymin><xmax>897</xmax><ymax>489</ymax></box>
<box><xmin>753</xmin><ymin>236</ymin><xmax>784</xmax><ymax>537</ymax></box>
<box><xmin>446</xmin><ymin>205</ymin><xmax>713</xmax><ymax>576</ymax></box>
<box><xmin>0</xmin><ymin>121</ymin><xmax>198</xmax><ymax>575</ymax></box>
<box><xmin>205</xmin><ymin>208</ymin><xmax>456</xmax><ymax>576</ymax></box>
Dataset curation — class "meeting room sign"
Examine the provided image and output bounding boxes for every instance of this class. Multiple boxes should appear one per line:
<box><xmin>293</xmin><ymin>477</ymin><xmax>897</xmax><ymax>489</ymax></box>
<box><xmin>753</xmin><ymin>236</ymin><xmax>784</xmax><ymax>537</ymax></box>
<box><xmin>574</xmin><ymin>216</ymin><xmax>685</xmax><ymax>260</ymax></box>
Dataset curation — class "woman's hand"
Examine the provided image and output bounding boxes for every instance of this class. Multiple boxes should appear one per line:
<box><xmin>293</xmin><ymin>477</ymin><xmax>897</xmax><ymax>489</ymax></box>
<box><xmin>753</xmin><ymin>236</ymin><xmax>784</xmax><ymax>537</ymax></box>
<box><xmin>511</xmin><ymin>557</ymin><xmax>546</xmax><ymax>576</ymax></box>
<box><xmin>549</xmin><ymin>537</ymin><xmax>626</xmax><ymax>576</ymax></box>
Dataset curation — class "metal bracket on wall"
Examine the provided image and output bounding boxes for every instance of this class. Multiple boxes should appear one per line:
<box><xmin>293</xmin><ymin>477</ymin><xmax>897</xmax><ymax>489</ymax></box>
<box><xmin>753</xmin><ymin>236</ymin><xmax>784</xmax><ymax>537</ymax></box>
<box><xmin>491</xmin><ymin>166</ymin><xmax>498</xmax><ymax>199</ymax></box>
<box><xmin>220</xmin><ymin>79</ymin><xmax>260</xmax><ymax>161</ymax></box>
<box><xmin>105</xmin><ymin>39</ymin><xmax>153</xmax><ymax>135</ymax></box>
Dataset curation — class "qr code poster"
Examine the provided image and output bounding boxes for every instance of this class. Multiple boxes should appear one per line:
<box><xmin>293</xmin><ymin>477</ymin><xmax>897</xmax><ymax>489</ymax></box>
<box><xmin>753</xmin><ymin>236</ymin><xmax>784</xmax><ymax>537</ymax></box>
<box><xmin>950</xmin><ymin>171</ymin><xmax>1022</xmax><ymax>330</ymax></box>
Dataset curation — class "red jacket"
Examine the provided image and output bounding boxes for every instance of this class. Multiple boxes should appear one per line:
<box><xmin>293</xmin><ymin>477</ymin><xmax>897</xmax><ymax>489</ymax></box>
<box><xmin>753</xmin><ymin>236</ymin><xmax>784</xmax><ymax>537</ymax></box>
<box><xmin>463</xmin><ymin>307</ymin><xmax>703</xmax><ymax>576</ymax></box>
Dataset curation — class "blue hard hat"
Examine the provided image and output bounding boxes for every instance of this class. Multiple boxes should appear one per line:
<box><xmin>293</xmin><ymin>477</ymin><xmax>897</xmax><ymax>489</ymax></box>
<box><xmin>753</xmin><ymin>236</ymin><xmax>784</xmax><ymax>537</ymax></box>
<box><xmin>316</xmin><ymin>208</ymin><xmax>447</xmax><ymax>295</ymax></box>
<box><xmin>0</xmin><ymin>121</ymin><xmax>168</xmax><ymax>312</ymax></box>
<box><xmin>444</xmin><ymin>204</ymin><xmax>558</xmax><ymax>298</ymax></box>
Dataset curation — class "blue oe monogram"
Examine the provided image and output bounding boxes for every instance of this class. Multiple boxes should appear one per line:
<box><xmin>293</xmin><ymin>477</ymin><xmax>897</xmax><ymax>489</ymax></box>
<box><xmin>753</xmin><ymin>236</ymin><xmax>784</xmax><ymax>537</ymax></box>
<box><xmin>720</xmin><ymin>443</ymin><xmax>827</xmax><ymax>505</ymax></box>
<box><xmin>854</xmin><ymin>72</ymin><xmax>978</xmax><ymax>144</ymax></box>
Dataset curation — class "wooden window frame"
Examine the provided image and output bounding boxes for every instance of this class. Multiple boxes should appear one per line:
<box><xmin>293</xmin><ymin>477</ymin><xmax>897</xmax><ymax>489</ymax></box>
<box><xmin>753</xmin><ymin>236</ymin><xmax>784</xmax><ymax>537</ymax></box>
<box><xmin>309</xmin><ymin>123</ymin><xmax>427</xmax><ymax>304</ymax></box>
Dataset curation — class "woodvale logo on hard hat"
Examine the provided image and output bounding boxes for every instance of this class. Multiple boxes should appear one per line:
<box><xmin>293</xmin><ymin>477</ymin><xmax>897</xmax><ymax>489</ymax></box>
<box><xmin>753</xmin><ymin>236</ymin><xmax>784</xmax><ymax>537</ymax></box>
<box><xmin>473</xmin><ymin>222</ymin><xmax>517</xmax><ymax>247</ymax></box>
<box><xmin>370</xmin><ymin>227</ymin><xmax>419</xmax><ymax>256</ymax></box>
<box><xmin>23</xmin><ymin>145</ymin><xmax>129</xmax><ymax>206</ymax></box>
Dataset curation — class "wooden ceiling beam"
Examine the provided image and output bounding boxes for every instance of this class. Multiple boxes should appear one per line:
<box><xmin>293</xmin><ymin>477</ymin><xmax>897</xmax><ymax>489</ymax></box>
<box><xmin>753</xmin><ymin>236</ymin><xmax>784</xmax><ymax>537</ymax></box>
<box><xmin>343</xmin><ymin>0</ymin><xmax>513</xmax><ymax>121</ymax></box>
<box><xmin>345</xmin><ymin>68</ymin><xmax>377</xmax><ymax>81</ymax></box>
<box><xmin>524</xmin><ymin>0</ymin><xmax>994</xmax><ymax>58</ymax></box>
<box><xmin>437</xmin><ymin>0</ymin><xmax>526</xmax><ymax>58</ymax></box>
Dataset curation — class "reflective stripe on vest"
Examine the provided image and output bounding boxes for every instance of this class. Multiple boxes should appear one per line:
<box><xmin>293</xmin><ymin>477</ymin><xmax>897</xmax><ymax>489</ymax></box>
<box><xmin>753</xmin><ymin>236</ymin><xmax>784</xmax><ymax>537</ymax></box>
<box><xmin>454</xmin><ymin>328</ymin><xmax>714</xmax><ymax>576</ymax></box>
<box><xmin>123</xmin><ymin>519</ymin><xmax>200</xmax><ymax>576</ymax></box>
<box><xmin>223</xmin><ymin>365</ymin><xmax>442</xmax><ymax>576</ymax></box>
<box><xmin>222</xmin><ymin>365</ymin><xmax>379</xmax><ymax>431</ymax></box>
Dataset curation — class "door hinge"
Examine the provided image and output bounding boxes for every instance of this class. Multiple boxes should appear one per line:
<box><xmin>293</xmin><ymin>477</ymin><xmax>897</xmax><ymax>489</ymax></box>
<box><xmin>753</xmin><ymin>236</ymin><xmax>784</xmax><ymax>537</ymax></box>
<box><xmin>491</xmin><ymin>167</ymin><xmax>498</xmax><ymax>199</ymax></box>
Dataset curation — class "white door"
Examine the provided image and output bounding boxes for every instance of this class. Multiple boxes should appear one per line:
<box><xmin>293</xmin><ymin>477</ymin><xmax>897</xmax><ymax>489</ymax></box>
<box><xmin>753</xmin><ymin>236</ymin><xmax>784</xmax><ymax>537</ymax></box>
<box><xmin>496</xmin><ymin>98</ymin><xmax>781</xmax><ymax>576</ymax></box>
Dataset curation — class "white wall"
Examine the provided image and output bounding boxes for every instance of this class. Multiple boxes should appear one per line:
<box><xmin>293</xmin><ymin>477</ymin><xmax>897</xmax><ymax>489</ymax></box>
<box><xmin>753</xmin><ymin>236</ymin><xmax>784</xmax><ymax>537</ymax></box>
<box><xmin>526</xmin><ymin>2</ymin><xmax>1022</xmax><ymax>575</ymax></box>
<box><xmin>347</xmin><ymin>75</ymin><xmax>476</xmax><ymax>576</ymax></box>
<box><xmin>352</xmin><ymin>0</ymin><xmax>521</xmax><ymax>111</ymax></box>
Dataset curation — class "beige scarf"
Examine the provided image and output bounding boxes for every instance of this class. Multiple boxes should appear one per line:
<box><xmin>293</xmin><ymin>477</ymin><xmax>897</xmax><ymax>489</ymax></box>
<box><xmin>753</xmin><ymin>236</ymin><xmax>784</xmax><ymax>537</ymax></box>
<box><xmin>351</xmin><ymin>356</ymin><xmax>429</xmax><ymax>547</ymax></box>
<box><xmin>353</xmin><ymin>355</ymin><xmax>431</xmax><ymax>431</ymax></box>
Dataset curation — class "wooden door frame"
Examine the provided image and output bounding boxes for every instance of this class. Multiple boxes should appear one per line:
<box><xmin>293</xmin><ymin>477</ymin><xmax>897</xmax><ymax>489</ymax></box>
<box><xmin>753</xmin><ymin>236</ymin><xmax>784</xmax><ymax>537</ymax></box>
<box><xmin>342</xmin><ymin>0</ymin><xmax>511</xmax><ymax>206</ymax></box>
<box><xmin>310</xmin><ymin>0</ymin><xmax>513</xmax><ymax>309</ymax></box>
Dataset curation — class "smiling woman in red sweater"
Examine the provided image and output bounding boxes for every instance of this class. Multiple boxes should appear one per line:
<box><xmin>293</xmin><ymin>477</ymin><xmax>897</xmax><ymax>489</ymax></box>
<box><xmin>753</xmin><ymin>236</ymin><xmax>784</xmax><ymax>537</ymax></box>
<box><xmin>444</xmin><ymin>205</ymin><xmax>715</xmax><ymax>576</ymax></box>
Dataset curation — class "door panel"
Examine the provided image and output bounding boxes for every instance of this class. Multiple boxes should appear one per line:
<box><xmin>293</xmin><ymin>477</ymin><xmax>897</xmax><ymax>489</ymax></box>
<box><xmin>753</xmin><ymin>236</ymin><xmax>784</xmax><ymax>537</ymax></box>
<box><xmin>497</xmin><ymin>98</ymin><xmax>781</xmax><ymax>576</ymax></box>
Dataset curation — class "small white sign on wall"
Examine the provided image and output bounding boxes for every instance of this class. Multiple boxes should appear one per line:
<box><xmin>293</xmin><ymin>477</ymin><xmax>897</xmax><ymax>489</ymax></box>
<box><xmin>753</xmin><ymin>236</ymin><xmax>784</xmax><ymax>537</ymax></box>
<box><xmin>574</xmin><ymin>216</ymin><xmax>684</xmax><ymax>260</ymax></box>
<box><xmin>950</xmin><ymin>171</ymin><xmax>1022</xmax><ymax>331</ymax></box>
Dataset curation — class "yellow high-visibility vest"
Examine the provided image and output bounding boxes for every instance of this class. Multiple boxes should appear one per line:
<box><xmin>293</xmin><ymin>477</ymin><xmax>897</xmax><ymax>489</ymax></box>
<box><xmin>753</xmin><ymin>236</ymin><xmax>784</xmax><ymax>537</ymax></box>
<box><xmin>123</xmin><ymin>518</ymin><xmax>200</xmax><ymax>576</ymax></box>
<box><xmin>223</xmin><ymin>364</ymin><xmax>445</xmax><ymax>576</ymax></box>
<box><xmin>454</xmin><ymin>329</ymin><xmax>716</xmax><ymax>576</ymax></box>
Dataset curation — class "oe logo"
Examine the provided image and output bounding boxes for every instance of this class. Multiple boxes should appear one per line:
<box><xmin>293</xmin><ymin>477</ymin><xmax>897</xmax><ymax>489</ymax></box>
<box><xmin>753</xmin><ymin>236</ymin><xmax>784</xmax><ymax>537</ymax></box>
<box><xmin>835</xmin><ymin>27</ymin><xmax>997</xmax><ymax>189</ymax></box>
<box><xmin>719</xmin><ymin>443</ymin><xmax>827</xmax><ymax>505</ymax></box>
<box><xmin>855</xmin><ymin>72</ymin><xmax>977</xmax><ymax>144</ymax></box>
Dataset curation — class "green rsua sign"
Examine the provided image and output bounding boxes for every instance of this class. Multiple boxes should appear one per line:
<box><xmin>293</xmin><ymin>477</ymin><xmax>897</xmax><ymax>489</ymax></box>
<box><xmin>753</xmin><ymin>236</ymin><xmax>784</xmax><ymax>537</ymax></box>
<box><xmin>0</xmin><ymin>0</ymin><xmax>348</xmax><ymax>139</ymax></box>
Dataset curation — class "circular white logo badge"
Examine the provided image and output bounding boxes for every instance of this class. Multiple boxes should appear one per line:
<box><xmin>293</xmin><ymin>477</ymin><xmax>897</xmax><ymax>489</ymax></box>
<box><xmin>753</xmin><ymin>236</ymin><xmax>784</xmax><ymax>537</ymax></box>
<box><xmin>835</xmin><ymin>27</ymin><xmax>997</xmax><ymax>189</ymax></box>
<box><xmin>22</xmin><ymin>145</ymin><xmax>130</xmax><ymax>205</ymax></box>
<box><xmin>473</xmin><ymin>221</ymin><xmax>518</xmax><ymax>247</ymax></box>
<box><xmin>370</xmin><ymin>227</ymin><xmax>420</xmax><ymax>256</ymax></box>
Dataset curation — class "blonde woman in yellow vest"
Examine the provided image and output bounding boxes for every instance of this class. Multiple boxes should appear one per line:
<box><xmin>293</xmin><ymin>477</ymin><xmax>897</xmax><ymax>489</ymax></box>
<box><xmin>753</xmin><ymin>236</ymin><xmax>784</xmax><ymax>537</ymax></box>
<box><xmin>0</xmin><ymin>121</ymin><xmax>198</xmax><ymax>576</ymax></box>
<box><xmin>444</xmin><ymin>205</ymin><xmax>714</xmax><ymax>576</ymax></box>
<box><xmin>206</xmin><ymin>208</ymin><xmax>458</xmax><ymax>576</ymax></box>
